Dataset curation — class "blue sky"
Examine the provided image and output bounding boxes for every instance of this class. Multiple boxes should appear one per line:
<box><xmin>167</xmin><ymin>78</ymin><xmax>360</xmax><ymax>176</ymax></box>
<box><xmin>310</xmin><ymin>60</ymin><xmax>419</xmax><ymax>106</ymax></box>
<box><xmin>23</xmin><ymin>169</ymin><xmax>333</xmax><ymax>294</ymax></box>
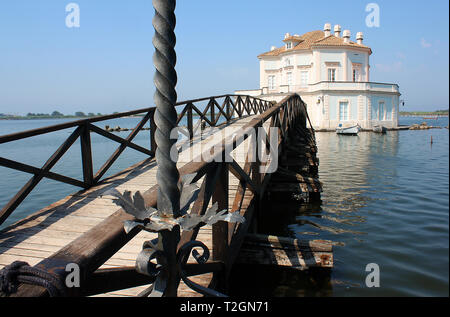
<box><xmin>0</xmin><ymin>0</ymin><xmax>448</xmax><ymax>115</ymax></box>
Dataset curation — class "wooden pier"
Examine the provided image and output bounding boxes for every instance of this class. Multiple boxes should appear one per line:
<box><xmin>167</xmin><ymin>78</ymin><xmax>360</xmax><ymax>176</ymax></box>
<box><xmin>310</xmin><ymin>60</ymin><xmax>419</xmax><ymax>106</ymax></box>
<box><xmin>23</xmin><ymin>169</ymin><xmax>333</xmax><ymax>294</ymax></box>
<box><xmin>0</xmin><ymin>93</ymin><xmax>331</xmax><ymax>297</ymax></box>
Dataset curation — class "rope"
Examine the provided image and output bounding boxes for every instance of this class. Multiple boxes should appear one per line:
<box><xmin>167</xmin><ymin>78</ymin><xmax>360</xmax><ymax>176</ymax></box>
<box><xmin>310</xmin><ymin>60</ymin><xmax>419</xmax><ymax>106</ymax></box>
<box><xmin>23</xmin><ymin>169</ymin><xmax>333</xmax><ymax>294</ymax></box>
<box><xmin>0</xmin><ymin>261</ymin><xmax>66</xmax><ymax>297</ymax></box>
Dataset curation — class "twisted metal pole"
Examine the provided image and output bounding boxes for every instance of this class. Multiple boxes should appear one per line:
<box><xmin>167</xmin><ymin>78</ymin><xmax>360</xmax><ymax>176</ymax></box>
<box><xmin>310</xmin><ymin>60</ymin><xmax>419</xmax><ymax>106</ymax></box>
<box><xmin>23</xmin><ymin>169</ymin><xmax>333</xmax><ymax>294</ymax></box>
<box><xmin>153</xmin><ymin>0</ymin><xmax>180</xmax><ymax>217</ymax></box>
<box><xmin>152</xmin><ymin>0</ymin><xmax>181</xmax><ymax>297</ymax></box>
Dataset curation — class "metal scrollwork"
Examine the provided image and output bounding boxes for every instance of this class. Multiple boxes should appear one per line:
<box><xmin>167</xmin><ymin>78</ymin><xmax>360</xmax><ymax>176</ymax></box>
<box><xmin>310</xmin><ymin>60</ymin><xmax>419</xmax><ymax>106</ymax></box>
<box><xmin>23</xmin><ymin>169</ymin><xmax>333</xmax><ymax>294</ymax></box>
<box><xmin>103</xmin><ymin>0</ymin><xmax>245</xmax><ymax>298</ymax></box>
<box><xmin>177</xmin><ymin>241</ymin><xmax>227</xmax><ymax>298</ymax></box>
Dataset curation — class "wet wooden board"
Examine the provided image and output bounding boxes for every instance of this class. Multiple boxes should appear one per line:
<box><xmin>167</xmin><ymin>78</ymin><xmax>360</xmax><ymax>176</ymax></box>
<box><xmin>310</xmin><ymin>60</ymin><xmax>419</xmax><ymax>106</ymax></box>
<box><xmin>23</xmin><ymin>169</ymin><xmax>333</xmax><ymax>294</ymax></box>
<box><xmin>267</xmin><ymin>182</ymin><xmax>322</xmax><ymax>194</ymax></box>
<box><xmin>235</xmin><ymin>234</ymin><xmax>333</xmax><ymax>270</ymax></box>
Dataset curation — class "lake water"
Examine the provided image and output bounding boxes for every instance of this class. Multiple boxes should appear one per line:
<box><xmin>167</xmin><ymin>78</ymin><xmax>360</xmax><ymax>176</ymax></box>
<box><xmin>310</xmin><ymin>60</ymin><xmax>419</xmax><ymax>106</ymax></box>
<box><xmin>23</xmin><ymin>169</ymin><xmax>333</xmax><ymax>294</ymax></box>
<box><xmin>231</xmin><ymin>116</ymin><xmax>449</xmax><ymax>297</ymax></box>
<box><xmin>0</xmin><ymin>116</ymin><xmax>448</xmax><ymax>296</ymax></box>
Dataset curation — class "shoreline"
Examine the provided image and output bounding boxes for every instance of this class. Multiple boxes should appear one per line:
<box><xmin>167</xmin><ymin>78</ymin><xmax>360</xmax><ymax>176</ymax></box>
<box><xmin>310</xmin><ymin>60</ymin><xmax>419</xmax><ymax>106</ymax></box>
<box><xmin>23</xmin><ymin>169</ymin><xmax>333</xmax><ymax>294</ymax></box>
<box><xmin>0</xmin><ymin>114</ymin><xmax>448</xmax><ymax>121</ymax></box>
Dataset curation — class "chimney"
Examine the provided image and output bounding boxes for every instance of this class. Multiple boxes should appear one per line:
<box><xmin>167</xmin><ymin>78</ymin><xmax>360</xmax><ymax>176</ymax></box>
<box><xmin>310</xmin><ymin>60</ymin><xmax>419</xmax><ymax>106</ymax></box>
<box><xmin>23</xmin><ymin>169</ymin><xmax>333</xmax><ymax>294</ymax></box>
<box><xmin>356</xmin><ymin>32</ymin><xmax>364</xmax><ymax>45</ymax></box>
<box><xmin>324</xmin><ymin>23</ymin><xmax>331</xmax><ymax>37</ymax></box>
<box><xmin>343</xmin><ymin>30</ymin><xmax>351</xmax><ymax>43</ymax></box>
<box><xmin>284</xmin><ymin>32</ymin><xmax>291</xmax><ymax>40</ymax></box>
<box><xmin>270</xmin><ymin>46</ymin><xmax>277</xmax><ymax>51</ymax></box>
<box><xmin>334</xmin><ymin>25</ymin><xmax>341</xmax><ymax>37</ymax></box>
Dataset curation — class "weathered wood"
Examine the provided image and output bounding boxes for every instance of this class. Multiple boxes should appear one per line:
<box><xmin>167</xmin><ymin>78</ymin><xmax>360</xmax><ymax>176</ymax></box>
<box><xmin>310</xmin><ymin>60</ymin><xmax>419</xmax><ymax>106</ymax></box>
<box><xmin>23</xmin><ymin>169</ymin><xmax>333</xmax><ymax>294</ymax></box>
<box><xmin>89</xmin><ymin>123</ymin><xmax>154</xmax><ymax>157</ymax></box>
<box><xmin>228</xmin><ymin>159</ymin><xmax>260</xmax><ymax>196</ymax></box>
<box><xmin>80</xmin><ymin>123</ymin><xmax>94</xmax><ymax>187</ymax></box>
<box><xmin>267</xmin><ymin>181</ymin><xmax>321</xmax><ymax>194</ymax></box>
<box><xmin>80</xmin><ymin>267</ymin><xmax>156</xmax><ymax>297</ymax></box>
<box><xmin>1</xmin><ymin>93</ymin><xmax>314</xmax><ymax>297</ymax></box>
<box><xmin>187</xmin><ymin>104</ymin><xmax>194</xmax><ymax>139</ymax></box>
<box><xmin>236</xmin><ymin>246</ymin><xmax>332</xmax><ymax>270</ymax></box>
<box><xmin>0</xmin><ymin>157</ymin><xmax>86</xmax><ymax>189</ymax></box>
<box><xmin>280</xmin><ymin>157</ymin><xmax>318</xmax><ymax>167</ymax></box>
<box><xmin>177</xmin><ymin>163</ymin><xmax>219</xmax><ymax>249</ymax></box>
<box><xmin>212</xmin><ymin>164</ymin><xmax>229</xmax><ymax>262</ymax></box>
<box><xmin>0</xmin><ymin>127</ymin><xmax>83</xmax><ymax>226</ymax></box>
<box><xmin>236</xmin><ymin>234</ymin><xmax>333</xmax><ymax>270</ymax></box>
<box><xmin>93</xmin><ymin>112</ymin><xmax>152</xmax><ymax>183</ymax></box>
<box><xmin>244</xmin><ymin>234</ymin><xmax>332</xmax><ymax>252</ymax></box>
<box><xmin>272</xmin><ymin>168</ymin><xmax>322</xmax><ymax>186</ymax></box>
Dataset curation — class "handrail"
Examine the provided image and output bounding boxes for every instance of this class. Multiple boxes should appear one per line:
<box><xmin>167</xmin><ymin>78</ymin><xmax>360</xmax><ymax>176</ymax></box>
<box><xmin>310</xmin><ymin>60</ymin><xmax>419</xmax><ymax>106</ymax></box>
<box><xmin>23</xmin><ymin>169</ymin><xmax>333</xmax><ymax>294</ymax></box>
<box><xmin>8</xmin><ymin>93</ymin><xmax>308</xmax><ymax>297</ymax></box>
<box><xmin>0</xmin><ymin>94</ymin><xmax>271</xmax><ymax>144</ymax></box>
<box><xmin>0</xmin><ymin>94</ymin><xmax>273</xmax><ymax>225</ymax></box>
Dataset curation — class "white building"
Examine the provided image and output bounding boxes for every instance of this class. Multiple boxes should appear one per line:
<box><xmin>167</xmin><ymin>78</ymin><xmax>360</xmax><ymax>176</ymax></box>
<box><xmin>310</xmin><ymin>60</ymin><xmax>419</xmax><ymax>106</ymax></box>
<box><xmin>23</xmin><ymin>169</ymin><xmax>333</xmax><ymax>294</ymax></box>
<box><xmin>236</xmin><ymin>23</ymin><xmax>401</xmax><ymax>130</ymax></box>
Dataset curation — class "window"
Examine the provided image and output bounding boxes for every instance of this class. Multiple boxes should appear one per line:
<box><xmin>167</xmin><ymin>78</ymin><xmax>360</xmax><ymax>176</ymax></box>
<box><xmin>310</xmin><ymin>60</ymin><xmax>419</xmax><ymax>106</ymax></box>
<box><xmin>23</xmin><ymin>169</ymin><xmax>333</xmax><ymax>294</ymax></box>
<box><xmin>352</xmin><ymin>64</ymin><xmax>362</xmax><ymax>82</ymax></box>
<box><xmin>328</xmin><ymin>68</ymin><xmax>336</xmax><ymax>82</ymax></box>
<box><xmin>378</xmin><ymin>101</ymin><xmax>385</xmax><ymax>121</ymax></box>
<box><xmin>386</xmin><ymin>104</ymin><xmax>392</xmax><ymax>120</ymax></box>
<box><xmin>286</xmin><ymin>42</ymin><xmax>293</xmax><ymax>49</ymax></box>
<box><xmin>353</xmin><ymin>69</ymin><xmax>360</xmax><ymax>82</ymax></box>
<box><xmin>300</xmin><ymin>71</ymin><xmax>309</xmax><ymax>87</ymax></box>
<box><xmin>339</xmin><ymin>101</ymin><xmax>349</xmax><ymax>121</ymax></box>
<box><xmin>287</xmin><ymin>72</ymin><xmax>293</xmax><ymax>86</ymax></box>
<box><xmin>284</xmin><ymin>58</ymin><xmax>291</xmax><ymax>67</ymax></box>
<box><xmin>268</xmin><ymin>75</ymin><xmax>276</xmax><ymax>90</ymax></box>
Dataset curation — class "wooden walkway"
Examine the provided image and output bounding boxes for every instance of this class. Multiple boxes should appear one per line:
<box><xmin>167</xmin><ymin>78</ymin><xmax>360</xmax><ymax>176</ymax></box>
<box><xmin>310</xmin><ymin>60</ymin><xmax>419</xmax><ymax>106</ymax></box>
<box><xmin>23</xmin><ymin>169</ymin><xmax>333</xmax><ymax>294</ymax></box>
<box><xmin>0</xmin><ymin>115</ymin><xmax>260</xmax><ymax>297</ymax></box>
<box><xmin>0</xmin><ymin>93</ymin><xmax>331</xmax><ymax>297</ymax></box>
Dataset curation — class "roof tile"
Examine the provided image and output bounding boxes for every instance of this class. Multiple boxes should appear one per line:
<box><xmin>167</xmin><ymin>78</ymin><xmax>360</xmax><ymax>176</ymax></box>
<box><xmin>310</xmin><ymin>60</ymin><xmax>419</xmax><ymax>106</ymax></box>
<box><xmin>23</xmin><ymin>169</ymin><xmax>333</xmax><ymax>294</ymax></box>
<box><xmin>258</xmin><ymin>30</ymin><xmax>371</xmax><ymax>57</ymax></box>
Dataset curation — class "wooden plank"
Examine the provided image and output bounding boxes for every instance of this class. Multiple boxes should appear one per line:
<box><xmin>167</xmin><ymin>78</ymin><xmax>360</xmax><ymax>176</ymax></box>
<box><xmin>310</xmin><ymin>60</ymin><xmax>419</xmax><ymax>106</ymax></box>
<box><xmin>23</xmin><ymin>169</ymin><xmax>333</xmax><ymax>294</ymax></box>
<box><xmin>236</xmin><ymin>234</ymin><xmax>333</xmax><ymax>270</ymax></box>
<box><xmin>244</xmin><ymin>234</ymin><xmax>332</xmax><ymax>252</ymax></box>
<box><xmin>273</xmin><ymin>167</ymin><xmax>322</xmax><ymax>185</ymax></box>
<box><xmin>236</xmin><ymin>248</ymin><xmax>332</xmax><ymax>270</ymax></box>
<box><xmin>267</xmin><ymin>182</ymin><xmax>319</xmax><ymax>193</ymax></box>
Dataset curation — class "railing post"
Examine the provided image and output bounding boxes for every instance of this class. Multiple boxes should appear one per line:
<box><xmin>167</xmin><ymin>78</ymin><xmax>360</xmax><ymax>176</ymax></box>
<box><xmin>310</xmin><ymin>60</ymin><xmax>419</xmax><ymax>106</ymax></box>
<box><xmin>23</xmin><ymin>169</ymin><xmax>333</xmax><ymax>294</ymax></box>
<box><xmin>212</xmin><ymin>163</ymin><xmax>229</xmax><ymax>291</ymax></box>
<box><xmin>251</xmin><ymin>122</ymin><xmax>263</xmax><ymax>233</ymax></box>
<box><xmin>187</xmin><ymin>103</ymin><xmax>194</xmax><ymax>140</ymax></box>
<box><xmin>150</xmin><ymin>109</ymin><xmax>157</xmax><ymax>153</ymax></box>
<box><xmin>225</xmin><ymin>96</ymin><xmax>231</xmax><ymax>120</ymax></box>
<box><xmin>80</xmin><ymin>122</ymin><xmax>94</xmax><ymax>187</ymax></box>
<box><xmin>210</xmin><ymin>98</ymin><xmax>216</xmax><ymax>126</ymax></box>
<box><xmin>237</xmin><ymin>96</ymin><xmax>242</xmax><ymax>117</ymax></box>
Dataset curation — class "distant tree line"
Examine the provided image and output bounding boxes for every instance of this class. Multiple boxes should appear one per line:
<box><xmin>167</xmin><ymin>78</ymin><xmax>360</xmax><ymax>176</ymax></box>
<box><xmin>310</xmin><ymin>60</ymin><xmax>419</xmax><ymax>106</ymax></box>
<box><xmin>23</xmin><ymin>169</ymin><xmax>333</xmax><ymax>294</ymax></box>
<box><xmin>0</xmin><ymin>111</ymin><xmax>106</xmax><ymax>120</ymax></box>
<box><xmin>399</xmin><ymin>109</ymin><xmax>449</xmax><ymax>116</ymax></box>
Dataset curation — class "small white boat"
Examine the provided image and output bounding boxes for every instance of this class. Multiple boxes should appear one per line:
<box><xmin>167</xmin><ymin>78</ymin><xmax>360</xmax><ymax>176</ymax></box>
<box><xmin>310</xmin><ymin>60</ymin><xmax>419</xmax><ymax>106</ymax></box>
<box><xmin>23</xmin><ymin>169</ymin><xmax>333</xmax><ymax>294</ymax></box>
<box><xmin>336</xmin><ymin>124</ymin><xmax>361</xmax><ymax>135</ymax></box>
<box><xmin>373</xmin><ymin>125</ymin><xmax>387</xmax><ymax>134</ymax></box>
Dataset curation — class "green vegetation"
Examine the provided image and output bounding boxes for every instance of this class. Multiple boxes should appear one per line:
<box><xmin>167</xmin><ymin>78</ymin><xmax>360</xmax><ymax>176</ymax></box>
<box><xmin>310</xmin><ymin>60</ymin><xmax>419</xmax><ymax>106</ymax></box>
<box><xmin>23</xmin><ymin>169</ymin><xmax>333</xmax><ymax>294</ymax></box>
<box><xmin>399</xmin><ymin>109</ymin><xmax>448</xmax><ymax>116</ymax></box>
<box><xmin>0</xmin><ymin>111</ymin><xmax>105</xmax><ymax>120</ymax></box>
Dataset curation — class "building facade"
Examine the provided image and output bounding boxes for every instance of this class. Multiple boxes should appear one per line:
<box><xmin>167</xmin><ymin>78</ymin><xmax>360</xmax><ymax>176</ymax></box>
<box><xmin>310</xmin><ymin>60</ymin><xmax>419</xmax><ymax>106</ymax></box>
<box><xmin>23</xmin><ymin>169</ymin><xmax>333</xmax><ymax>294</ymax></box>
<box><xmin>236</xmin><ymin>23</ymin><xmax>401</xmax><ymax>130</ymax></box>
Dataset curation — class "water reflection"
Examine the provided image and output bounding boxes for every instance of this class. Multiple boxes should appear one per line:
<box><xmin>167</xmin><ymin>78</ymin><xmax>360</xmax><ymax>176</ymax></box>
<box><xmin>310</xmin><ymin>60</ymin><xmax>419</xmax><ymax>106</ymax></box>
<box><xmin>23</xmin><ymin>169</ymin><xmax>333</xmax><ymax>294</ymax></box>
<box><xmin>231</xmin><ymin>130</ymin><xmax>406</xmax><ymax>297</ymax></box>
<box><xmin>296</xmin><ymin>131</ymin><xmax>400</xmax><ymax>239</ymax></box>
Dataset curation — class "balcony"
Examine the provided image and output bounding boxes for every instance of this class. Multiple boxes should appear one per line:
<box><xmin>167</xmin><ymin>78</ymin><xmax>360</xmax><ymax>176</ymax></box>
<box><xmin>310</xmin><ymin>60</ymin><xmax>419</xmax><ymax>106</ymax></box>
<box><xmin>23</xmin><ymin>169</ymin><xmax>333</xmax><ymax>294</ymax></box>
<box><xmin>308</xmin><ymin>81</ymin><xmax>400</xmax><ymax>93</ymax></box>
<box><xmin>235</xmin><ymin>81</ymin><xmax>400</xmax><ymax>97</ymax></box>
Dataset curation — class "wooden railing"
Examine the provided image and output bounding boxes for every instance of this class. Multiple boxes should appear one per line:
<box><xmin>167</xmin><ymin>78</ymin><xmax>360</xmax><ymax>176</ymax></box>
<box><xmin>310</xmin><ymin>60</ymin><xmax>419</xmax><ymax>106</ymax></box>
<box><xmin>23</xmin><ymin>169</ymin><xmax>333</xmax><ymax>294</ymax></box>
<box><xmin>9</xmin><ymin>93</ymin><xmax>309</xmax><ymax>297</ymax></box>
<box><xmin>0</xmin><ymin>94</ymin><xmax>272</xmax><ymax>226</ymax></box>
